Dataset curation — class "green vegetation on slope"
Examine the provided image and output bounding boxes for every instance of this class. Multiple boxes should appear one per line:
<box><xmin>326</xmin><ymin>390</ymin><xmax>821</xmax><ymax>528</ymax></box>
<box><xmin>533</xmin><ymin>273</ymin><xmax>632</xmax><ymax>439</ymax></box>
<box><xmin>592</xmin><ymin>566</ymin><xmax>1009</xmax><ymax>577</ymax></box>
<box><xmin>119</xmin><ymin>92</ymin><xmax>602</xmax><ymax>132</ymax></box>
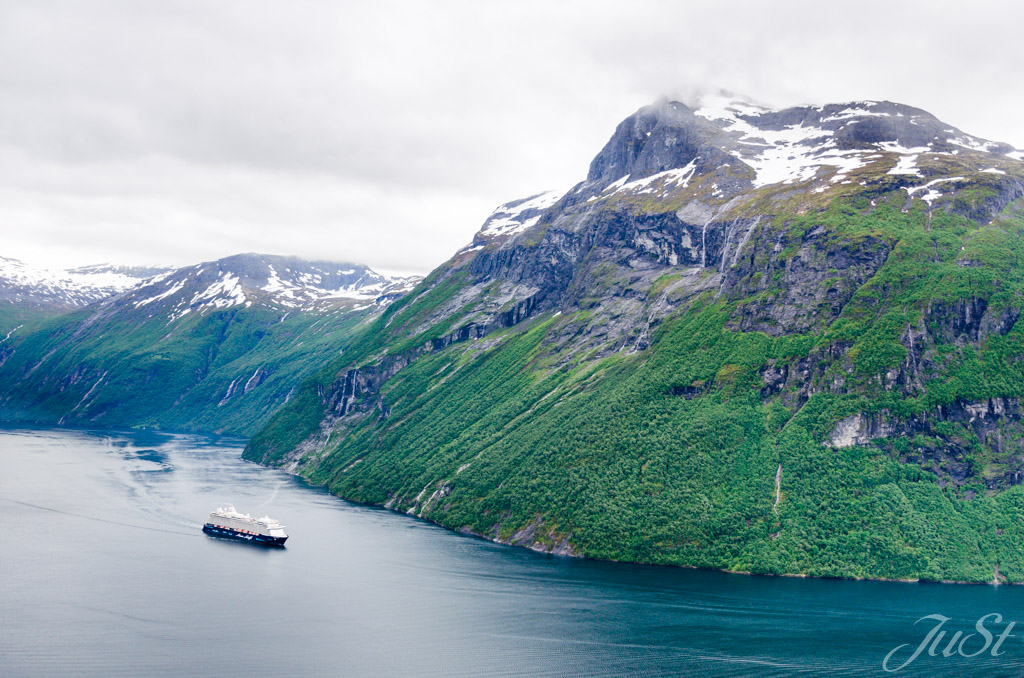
<box><xmin>0</xmin><ymin>305</ymin><xmax>64</xmax><ymax>336</ymax></box>
<box><xmin>0</xmin><ymin>303</ymin><xmax>371</xmax><ymax>436</ymax></box>
<box><xmin>248</xmin><ymin>195</ymin><xmax>1024</xmax><ymax>582</ymax></box>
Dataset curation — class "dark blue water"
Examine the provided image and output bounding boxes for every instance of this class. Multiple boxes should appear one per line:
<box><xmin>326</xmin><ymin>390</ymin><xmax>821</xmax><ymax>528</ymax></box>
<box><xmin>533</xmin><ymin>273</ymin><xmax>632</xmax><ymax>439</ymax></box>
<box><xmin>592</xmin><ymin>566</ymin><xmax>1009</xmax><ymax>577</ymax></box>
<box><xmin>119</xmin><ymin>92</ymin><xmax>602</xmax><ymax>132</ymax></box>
<box><xmin>2</xmin><ymin>426</ymin><xmax>1024</xmax><ymax>677</ymax></box>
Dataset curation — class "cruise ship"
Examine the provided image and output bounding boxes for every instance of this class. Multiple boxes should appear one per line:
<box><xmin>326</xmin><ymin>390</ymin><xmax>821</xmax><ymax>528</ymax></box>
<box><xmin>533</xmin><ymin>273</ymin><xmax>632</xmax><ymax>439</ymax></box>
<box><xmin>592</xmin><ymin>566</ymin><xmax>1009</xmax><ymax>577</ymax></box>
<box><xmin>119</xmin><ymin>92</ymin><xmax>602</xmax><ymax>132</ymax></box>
<box><xmin>202</xmin><ymin>505</ymin><xmax>288</xmax><ymax>546</ymax></box>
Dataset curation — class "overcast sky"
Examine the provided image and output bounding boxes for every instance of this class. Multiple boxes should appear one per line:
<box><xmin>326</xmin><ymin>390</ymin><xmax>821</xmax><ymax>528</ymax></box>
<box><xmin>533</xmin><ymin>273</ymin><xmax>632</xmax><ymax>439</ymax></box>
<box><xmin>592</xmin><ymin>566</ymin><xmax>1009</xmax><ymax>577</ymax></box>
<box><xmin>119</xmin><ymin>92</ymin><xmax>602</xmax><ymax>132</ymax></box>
<box><xmin>2</xmin><ymin>0</ymin><xmax>1023</xmax><ymax>276</ymax></box>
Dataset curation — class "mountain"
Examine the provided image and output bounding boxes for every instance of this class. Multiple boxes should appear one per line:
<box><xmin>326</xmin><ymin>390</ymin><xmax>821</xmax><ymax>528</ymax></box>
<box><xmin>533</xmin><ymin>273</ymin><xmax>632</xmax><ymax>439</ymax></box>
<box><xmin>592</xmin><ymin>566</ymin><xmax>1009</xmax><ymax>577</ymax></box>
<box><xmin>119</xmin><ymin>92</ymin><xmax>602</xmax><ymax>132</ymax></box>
<box><xmin>0</xmin><ymin>253</ymin><xmax>418</xmax><ymax>435</ymax></box>
<box><xmin>110</xmin><ymin>253</ymin><xmax>416</xmax><ymax>316</ymax></box>
<box><xmin>245</xmin><ymin>93</ymin><xmax>1024</xmax><ymax>583</ymax></box>
<box><xmin>0</xmin><ymin>256</ymin><xmax>169</xmax><ymax>333</ymax></box>
<box><xmin>0</xmin><ymin>256</ymin><xmax>168</xmax><ymax>309</ymax></box>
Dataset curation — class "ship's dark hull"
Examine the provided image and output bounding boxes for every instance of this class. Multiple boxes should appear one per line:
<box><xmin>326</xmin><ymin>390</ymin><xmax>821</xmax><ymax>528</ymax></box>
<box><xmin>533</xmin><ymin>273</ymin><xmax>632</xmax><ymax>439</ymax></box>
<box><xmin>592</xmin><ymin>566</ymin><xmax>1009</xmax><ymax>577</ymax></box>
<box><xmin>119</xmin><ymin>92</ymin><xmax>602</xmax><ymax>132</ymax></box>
<box><xmin>202</xmin><ymin>523</ymin><xmax>287</xmax><ymax>546</ymax></box>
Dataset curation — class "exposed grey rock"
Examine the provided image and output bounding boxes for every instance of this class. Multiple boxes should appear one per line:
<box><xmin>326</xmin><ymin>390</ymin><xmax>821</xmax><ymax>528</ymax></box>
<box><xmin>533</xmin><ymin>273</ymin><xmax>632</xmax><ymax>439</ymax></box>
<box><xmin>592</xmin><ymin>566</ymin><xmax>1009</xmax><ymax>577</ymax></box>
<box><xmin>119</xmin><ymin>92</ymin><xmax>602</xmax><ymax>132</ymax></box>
<box><xmin>824</xmin><ymin>398</ymin><xmax>1024</xmax><ymax>489</ymax></box>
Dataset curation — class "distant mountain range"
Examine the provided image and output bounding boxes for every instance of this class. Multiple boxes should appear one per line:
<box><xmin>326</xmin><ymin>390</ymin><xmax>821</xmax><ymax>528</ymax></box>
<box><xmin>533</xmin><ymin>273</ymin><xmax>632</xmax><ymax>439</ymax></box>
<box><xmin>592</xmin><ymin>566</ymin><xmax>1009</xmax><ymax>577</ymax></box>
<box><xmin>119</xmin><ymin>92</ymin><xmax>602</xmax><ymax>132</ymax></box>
<box><xmin>102</xmin><ymin>252</ymin><xmax>417</xmax><ymax>319</ymax></box>
<box><xmin>0</xmin><ymin>256</ymin><xmax>169</xmax><ymax>312</ymax></box>
<box><xmin>0</xmin><ymin>253</ymin><xmax>416</xmax><ymax>316</ymax></box>
<box><xmin>0</xmin><ymin>253</ymin><xmax>418</xmax><ymax>435</ymax></box>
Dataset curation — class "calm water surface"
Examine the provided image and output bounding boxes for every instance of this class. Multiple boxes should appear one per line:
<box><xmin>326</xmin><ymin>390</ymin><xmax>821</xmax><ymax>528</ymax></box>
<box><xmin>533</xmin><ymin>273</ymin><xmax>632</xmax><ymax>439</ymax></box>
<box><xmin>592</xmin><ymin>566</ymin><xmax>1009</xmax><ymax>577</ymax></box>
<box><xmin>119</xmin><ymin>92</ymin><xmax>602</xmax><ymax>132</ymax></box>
<box><xmin>2</xmin><ymin>426</ymin><xmax>1024</xmax><ymax>677</ymax></box>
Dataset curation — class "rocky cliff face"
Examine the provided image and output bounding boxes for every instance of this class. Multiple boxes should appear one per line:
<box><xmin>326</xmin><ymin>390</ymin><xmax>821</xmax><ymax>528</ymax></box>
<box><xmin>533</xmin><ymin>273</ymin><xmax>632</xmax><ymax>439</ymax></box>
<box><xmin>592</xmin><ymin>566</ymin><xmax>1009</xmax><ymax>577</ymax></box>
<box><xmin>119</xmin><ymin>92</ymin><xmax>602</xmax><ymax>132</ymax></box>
<box><xmin>826</xmin><ymin>397</ymin><xmax>1024</xmax><ymax>491</ymax></box>
<box><xmin>246</xmin><ymin>94</ymin><xmax>1024</xmax><ymax>582</ymax></box>
<box><xmin>385</xmin><ymin>96</ymin><xmax>1024</xmax><ymax>358</ymax></box>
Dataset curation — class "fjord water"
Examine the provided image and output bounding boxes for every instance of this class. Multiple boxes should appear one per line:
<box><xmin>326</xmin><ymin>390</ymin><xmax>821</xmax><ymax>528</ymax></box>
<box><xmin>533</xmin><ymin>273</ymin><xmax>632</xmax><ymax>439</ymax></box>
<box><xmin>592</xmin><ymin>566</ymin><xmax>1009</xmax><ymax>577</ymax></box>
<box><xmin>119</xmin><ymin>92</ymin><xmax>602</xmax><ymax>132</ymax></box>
<box><xmin>3</xmin><ymin>428</ymin><xmax>1024</xmax><ymax>678</ymax></box>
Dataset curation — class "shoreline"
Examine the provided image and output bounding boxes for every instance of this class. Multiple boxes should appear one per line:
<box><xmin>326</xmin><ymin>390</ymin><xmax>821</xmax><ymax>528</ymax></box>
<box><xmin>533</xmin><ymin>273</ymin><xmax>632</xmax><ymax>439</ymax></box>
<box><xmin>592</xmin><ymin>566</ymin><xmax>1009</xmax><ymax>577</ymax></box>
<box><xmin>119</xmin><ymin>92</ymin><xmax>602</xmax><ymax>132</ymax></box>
<box><xmin>264</xmin><ymin>458</ymin><xmax>1015</xmax><ymax>588</ymax></box>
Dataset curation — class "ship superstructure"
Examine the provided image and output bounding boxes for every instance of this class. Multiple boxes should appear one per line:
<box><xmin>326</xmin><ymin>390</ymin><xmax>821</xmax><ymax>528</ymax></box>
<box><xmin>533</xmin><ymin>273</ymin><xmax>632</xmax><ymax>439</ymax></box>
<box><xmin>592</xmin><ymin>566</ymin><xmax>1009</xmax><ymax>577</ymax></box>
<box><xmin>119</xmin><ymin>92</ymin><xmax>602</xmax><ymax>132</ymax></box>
<box><xmin>202</xmin><ymin>505</ymin><xmax>288</xmax><ymax>546</ymax></box>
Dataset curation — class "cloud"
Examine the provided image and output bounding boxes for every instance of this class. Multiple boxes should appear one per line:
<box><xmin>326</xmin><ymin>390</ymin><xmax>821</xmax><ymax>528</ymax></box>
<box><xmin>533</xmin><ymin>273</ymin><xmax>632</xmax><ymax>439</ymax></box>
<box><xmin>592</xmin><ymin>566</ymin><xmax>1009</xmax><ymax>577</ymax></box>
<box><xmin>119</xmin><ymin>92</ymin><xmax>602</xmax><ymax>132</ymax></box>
<box><xmin>2</xmin><ymin>0</ymin><xmax>1023</xmax><ymax>274</ymax></box>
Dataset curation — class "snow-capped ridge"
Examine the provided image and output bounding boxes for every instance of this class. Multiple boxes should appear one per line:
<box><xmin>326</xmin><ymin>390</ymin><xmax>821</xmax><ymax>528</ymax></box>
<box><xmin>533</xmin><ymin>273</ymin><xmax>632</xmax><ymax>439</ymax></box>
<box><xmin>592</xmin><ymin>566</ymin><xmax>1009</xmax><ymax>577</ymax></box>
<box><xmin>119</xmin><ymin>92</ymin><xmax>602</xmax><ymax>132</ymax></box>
<box><xmin>0</xmin><ymin>256</ymin><xmax>167</xmax><ymax>309</ymax></box>
<box><xmin>124</xmin><ymin>253</ymin><xmax>419</xmax><ymax>315</ymax></box>
<box><xmin>0</xmin><ymin>253</ymin><xmax>420</xmax><ymax>318</ymax></box>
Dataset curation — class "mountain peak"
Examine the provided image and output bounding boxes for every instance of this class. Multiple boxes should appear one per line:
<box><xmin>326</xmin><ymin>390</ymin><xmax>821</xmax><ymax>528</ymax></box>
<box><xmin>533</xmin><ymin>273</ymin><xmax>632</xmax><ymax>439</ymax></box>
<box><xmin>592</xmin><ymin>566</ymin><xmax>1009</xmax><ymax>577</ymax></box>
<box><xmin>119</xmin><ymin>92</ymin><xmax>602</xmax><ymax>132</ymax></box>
<box><xmin>569</xmin><ymin>92</ymin><xmax>1024</xmax><ymax>212</ymax></box>
<box><xmin>585</xmin><ymin>99</ymin><xmax>721</xmax><ymax>185</ymax></box>
<box><xmin>457</xmin><ymin>92</ymin><xmax>1024</xmax><ymax>281</ymax></box>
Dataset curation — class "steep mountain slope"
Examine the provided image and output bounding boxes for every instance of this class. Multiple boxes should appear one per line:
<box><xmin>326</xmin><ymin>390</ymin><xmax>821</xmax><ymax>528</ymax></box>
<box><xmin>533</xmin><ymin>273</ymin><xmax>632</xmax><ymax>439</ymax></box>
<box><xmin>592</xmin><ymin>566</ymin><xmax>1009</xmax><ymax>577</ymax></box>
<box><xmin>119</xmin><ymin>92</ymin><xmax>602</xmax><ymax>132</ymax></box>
<box><xmin>246</xmin><ymin>93</ymin><xmax>1024</xmax><ymax>582</ymax></box>
<box><xmin>0</xmin><ymin>253</ymin><xmax>417</xmax><ymax>436</ymax></box>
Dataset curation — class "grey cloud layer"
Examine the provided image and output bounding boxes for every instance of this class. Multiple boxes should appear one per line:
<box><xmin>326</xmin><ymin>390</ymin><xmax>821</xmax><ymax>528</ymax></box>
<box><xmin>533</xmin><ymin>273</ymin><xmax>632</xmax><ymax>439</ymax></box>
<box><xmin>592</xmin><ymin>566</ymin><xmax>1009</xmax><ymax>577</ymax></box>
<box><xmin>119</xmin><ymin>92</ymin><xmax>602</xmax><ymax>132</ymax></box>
<box><xmin>2</xmin><ymin>0</ymin><xmax>1022</xmax><ymax>274</ymax></box>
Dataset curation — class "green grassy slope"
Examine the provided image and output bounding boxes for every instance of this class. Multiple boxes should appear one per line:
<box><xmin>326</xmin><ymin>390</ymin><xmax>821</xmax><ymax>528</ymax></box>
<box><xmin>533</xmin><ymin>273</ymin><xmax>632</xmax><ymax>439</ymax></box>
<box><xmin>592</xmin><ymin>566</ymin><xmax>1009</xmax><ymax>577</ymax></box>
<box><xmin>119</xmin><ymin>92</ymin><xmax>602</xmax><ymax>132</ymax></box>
<box><xmin>0</xmin><ymin>305</ymin><xmax>65</xmax><ymax>336</ymax></box>
<box><xmin>0</xmin><ymin>303</ymin><xmax>371</xmax><ymax>436</ymax></box>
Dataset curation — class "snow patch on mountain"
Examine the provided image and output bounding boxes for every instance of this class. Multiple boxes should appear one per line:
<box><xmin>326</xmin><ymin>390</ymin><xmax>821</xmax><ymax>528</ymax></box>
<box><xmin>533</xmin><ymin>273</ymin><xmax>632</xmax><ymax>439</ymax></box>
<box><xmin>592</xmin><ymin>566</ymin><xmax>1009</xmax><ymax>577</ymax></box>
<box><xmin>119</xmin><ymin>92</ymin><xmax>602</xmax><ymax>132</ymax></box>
<box><xmin>134</xmin><ymin>280</ymin><xmax>186</xmax><ymax>308</ymax></box>
<box><xmin>947</xmin><ymin>135</ymin><xmax>1004</xmax><ymax>154</ymax></box>
<box><xmin>479</xmin><ymin>190</ymin><xmax>563</xmax><ymax>239</ymax></box>
<box><xmin>877</xmin><ymin>142</ymin><xmax>931</xmax><ymax>155</ymax></box>
<box><xmin>748</xmin><ymin>145</ymin><xmax>867</xmax><ymax>188</ymax></box>
<box><xmin>614</xmin><ymin>162</ymin><xmax>699</xmax><ymax>195</ymax></box>
<box><xmin>888</xmin><ymin>154</ymin><xmax>922</xmax><ymax>176</ymax></box>
<box><xmin>694</xmin><ymin>95</ymin><xmax>883</xmax><ymax>188</ymax></box>
<box><xmin>819</xmin><ymin>105</ymin><xmax>891</xmax><ymax>121</ymax></box>
<box><xmin>905</xmin><ymin>177</ymin><xmax>965</xmax><ymax>206</ymax></box>
<box><xmin>692</xmin><ymin>94</ymin><xmax>773</xmax><ymax>122</ymax></box>
<box><xmin>191</xmin><ymin>273</ymin><xmax>247</xmax><ymax>310</ymax></box>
